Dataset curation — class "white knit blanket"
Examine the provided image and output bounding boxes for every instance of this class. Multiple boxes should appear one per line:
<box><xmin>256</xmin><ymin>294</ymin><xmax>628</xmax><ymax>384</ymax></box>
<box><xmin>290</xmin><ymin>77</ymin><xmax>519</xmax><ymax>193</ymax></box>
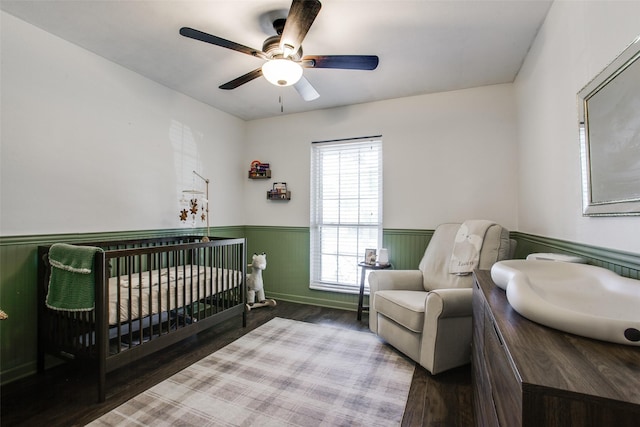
<box><xmin>449</xmin><ymin>220</ymin><xmax>495</xmax><ymax>275</ymax></box>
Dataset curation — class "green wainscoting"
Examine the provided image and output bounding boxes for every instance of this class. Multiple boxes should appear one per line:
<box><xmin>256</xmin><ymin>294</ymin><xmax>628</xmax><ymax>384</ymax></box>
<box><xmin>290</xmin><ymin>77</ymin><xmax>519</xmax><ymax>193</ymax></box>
<box><xmin>243</xmin><ymin>227</ymin><xmax>436</xmax><ymax>310</ymax></box>
<box><xmin>382</xmin><ymin>229</ymin><xmax>435</xmax><ymax>270</ymax></box>
<box><xmin>512</xmin><ymin>232</ymin><xmax>640</xmax><ymax>279</ymax></box>
<box><xmin>1</xmin><ymin>226</ymin><xmax>639</xmax><ymax>385</ymax></box>
<box><xmin>244</xmin><ymin>226</ymin><xmax>357</xmax><ymax>310</ymax></box>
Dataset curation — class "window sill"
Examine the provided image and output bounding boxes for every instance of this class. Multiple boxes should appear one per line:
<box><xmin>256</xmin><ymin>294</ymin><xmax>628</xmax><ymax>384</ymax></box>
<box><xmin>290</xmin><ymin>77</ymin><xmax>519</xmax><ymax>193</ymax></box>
<box><xmin>309</xmin><ymin>282</ymin><xmax>367</xmax><ymax>295</ymax></box>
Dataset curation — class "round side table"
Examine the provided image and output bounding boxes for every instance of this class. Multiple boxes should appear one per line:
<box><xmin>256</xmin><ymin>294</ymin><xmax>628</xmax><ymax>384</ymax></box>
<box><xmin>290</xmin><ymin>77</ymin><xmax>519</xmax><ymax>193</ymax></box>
<box><xmin>357</xmin><ymin>261</ymin><xmax>391</xmax><ymax>321</ymax></box>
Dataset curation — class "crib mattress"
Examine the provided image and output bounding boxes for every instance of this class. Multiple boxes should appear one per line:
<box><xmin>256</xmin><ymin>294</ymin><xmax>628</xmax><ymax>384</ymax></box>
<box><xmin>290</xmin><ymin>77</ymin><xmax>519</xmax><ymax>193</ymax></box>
<box><xmin>107</xmin><ymin>265</ymin><xmax>242</xmax><ymax>325</ymax></box>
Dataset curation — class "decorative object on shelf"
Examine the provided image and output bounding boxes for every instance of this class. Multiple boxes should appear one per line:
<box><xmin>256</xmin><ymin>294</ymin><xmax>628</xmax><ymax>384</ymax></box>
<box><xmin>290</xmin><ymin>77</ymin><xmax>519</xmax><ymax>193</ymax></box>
<box><xmin>248</xmin><ymin>160</ymin><xmax>271</xmax><ymax>179</ymax></box>
<box><xmin>179</xmin><ymin>170</ymin><xmax>211</xmax><ymax>241</ymax></box>
<box><xmin>267</xmin><ymin>182</ymin><xmax>291</xmax><ymax>200</ymax></box>
<box><xmin>364</xmin><ymin>248</ymin><xmax>377</xmax><ymax>265</ymax></box>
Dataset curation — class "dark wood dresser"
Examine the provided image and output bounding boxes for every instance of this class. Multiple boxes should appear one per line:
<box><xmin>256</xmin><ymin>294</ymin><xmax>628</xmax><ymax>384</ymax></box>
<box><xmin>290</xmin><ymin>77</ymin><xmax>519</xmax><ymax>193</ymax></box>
<box><xmin>472</xmin><ymin>269</ymin><xmax>640</xmax><ymax>427</ymax></box>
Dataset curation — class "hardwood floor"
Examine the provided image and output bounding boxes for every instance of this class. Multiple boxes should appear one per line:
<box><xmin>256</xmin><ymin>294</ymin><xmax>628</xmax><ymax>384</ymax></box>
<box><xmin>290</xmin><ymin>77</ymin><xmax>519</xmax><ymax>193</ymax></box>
<box><xmin>1</xmin><ymin>301</ymin><xmax>472</xmax><ymax>426</ymax></box>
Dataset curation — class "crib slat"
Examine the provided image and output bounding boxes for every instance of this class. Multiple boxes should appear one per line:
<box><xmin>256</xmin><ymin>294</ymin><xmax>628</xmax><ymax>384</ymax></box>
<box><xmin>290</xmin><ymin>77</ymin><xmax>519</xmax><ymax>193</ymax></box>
<box><xmin>95</xmin><ymin>250</ymin><xmax>107</xmax><ymax>403</ymax></box>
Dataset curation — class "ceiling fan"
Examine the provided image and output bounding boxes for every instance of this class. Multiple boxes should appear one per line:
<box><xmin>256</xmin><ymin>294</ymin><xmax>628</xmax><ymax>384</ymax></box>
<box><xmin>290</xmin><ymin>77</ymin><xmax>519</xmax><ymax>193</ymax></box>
<box><xmin>179</xmin><ymin>0</ymin><xmax>379</xmax><ymax>101</ymax></box>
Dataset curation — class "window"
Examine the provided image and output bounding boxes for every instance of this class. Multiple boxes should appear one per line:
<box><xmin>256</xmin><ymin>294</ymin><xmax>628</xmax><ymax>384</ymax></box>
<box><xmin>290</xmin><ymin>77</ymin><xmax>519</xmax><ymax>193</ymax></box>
<box><xmin>310</xmin><ymin>136</ymin><xmax>383</xmax><ymax>293</ymax></box>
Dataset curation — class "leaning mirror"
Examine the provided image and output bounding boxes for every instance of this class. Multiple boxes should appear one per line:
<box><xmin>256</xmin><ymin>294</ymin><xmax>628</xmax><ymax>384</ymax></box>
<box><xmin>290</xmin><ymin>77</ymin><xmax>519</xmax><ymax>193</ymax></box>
<box><xmin>579</xmin><ymin>35</ymin><xmax>640</xmax><ymax>216</ymax></box>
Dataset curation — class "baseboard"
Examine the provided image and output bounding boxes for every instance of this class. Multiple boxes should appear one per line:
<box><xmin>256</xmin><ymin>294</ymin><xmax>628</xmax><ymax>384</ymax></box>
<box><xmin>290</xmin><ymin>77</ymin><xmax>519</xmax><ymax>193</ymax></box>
<box><xmin>0</xmin><ymin>361</ymin><xmax>36</xmax><ymax>386</ymax></box>
<box><xmin>266</xmin><ymin>292</ymin><xmax>357</xmax><ymax>312</ymax></box>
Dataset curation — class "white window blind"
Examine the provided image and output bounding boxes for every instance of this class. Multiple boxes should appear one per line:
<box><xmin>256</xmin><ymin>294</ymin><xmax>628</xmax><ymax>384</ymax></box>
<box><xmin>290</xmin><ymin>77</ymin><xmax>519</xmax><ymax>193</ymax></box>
<box><xmin>310</xmin><ymin>136</ymin><xmax>383</xmax><ymax>293</ymax></box>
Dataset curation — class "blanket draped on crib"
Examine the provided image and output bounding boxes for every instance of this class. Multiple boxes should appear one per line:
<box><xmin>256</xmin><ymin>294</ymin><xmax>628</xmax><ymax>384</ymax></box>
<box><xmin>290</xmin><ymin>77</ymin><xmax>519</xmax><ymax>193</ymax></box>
<box><xmin>46</xmin><ymin>243</ymin><xmax>103</xmax><ymax>311</ymax></box>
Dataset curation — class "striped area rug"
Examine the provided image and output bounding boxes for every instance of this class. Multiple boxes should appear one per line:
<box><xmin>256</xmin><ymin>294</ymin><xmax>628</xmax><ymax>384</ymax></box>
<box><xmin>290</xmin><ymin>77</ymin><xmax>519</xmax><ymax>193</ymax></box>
<box><xmin>89</xmin><ymin>317</ymin><xmax>415</xmax><ymax>426</ymax></box>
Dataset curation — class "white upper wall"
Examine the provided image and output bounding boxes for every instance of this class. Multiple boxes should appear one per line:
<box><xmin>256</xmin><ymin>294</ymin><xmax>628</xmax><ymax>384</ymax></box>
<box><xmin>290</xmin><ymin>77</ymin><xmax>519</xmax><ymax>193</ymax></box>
<box><xmin>0</xmin><ymin>9</ymin><xmax>529</xmax><ymax>238</ymax></box>
<box><xmin>244</xmin><ymin>84</ymin><xmax>519</xmax><ymax>230</ymax></box>
<box><xmin>515</xmin><ymin>0</ymin><xmax>640</xmax><ymax>253</ymax></box>
<box><xmin>5</xmin><ymin>1</ymin><xmax>640</xmax><ymax>258</ymax></box>
<box><xmin>0</xmin><ymin>12</ymin><xmax>246</xmax><ymax>236</ymax></box>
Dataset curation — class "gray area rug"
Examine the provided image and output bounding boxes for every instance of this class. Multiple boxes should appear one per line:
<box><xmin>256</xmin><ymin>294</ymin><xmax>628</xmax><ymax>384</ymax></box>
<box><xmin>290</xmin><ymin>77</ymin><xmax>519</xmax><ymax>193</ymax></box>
<box><xmin>88</xmin><ymin>317</ymin><xmax>415</xmax><ymax>426</ymax></box>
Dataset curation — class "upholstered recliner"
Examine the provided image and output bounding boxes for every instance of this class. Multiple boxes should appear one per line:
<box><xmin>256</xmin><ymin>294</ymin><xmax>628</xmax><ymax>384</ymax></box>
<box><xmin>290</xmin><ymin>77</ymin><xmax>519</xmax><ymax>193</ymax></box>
<box><xmin>369</xmin><ymin>222</ymin><xmax>513</xmax><ymax>374</ymax></box>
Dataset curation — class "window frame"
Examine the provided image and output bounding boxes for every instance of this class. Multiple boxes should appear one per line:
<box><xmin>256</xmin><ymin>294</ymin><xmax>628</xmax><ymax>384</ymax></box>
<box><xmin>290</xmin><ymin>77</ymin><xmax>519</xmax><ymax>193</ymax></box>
<box><xmin>309</xmin><ymin>136</ymin><xmax>383</xmax><ymax>293</ymax></box>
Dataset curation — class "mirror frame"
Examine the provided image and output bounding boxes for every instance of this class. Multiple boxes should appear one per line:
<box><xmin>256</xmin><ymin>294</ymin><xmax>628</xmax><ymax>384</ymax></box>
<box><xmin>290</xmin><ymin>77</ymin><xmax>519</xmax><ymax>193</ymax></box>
<box><xmin>578</xmin><ymin>35</ymin><xmax>640</xmax><ymax>216</ymax></box>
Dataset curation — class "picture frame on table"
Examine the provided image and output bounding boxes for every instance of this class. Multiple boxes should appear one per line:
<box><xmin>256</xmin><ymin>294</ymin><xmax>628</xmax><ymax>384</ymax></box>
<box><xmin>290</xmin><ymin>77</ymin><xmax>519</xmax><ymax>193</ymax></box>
<box><xmin>364</xmin><ymin>249</ymin><xmax>377</xmax><ymax>265</ymax></box>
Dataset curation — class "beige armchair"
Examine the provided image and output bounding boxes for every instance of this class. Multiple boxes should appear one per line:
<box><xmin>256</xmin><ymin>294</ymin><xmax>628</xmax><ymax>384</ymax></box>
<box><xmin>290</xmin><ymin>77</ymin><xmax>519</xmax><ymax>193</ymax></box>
<box><xmin>369</xmin><ymin>222</ymin><xmax>513</xmax><ymax>374</ymax></box>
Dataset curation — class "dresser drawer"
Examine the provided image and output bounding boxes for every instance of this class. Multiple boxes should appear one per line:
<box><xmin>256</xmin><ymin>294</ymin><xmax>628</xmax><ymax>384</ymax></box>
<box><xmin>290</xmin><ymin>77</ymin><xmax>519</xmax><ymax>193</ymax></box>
<box><xmin>473</xmin><ymin>277</ymin><xmax>499</xmax><ymax>426</ymax></box>
<box><xmin>472</xmin><ymin>279</ymin><xmax>485</xmax><ymax>350</ymax></box>
<box><xmin>484</xmin><ymin>309</ymin><xmax>522</xmax><ymax>426</ymax></box>
<box><xmin>472</xmin><ymin>341</ymin><xmax>499</xmax><ymax>427</ymax></box>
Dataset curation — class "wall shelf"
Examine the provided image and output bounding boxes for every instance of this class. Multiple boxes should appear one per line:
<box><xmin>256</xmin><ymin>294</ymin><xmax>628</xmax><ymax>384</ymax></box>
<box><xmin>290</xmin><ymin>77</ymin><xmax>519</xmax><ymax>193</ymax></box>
<box><xmin>267</xmin><ymin>190</ymin><xmax>291</xmax><ymax>201</ymax></box>
<box><xmin>248</xmin><ymin>170</ymin><xmax>271</xmax><ymax>179</ymax></box>
<box><xmin>248</xmin><ymin>160</ymin><xmax>270</xmax><ymax>179</ymax></box>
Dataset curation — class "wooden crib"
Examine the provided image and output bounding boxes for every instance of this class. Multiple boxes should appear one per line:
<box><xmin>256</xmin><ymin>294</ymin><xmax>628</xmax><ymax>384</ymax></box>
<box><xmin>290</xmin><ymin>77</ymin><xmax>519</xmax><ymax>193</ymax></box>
<box><xmin>37</xmin><ymin>235</ymin><xmax>246</xmax><ymax>402</ymax></box>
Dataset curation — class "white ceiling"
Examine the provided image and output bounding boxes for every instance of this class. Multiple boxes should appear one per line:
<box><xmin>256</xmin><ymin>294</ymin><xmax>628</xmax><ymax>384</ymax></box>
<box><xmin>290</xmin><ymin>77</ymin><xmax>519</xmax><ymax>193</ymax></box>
<box><xmin>1</xmin><ymin>0</ymin><xmax>552</xmax><ymax>121</ymax></box>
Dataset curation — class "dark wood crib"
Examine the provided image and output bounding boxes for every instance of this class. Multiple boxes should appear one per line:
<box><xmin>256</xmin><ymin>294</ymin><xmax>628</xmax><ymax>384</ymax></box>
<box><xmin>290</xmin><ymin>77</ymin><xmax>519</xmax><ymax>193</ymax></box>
<box><xmin>37</xmin><ymin>236</ymin><xmax>246</xmax><ymax>402</ymax></box>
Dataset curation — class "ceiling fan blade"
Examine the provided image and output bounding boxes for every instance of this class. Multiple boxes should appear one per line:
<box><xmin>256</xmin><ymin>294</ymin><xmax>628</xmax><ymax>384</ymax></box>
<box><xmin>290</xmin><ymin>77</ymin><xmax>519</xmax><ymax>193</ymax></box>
<box><xmin>180</xmin><ymin>27</ymin><xmax>267</xmax><ymax>60</ymax></box>
<box><xmin>302</xmin><ymin>55</ymin><xmax>379</xmax><ymax>70</ymax></box>
<box><xmin>294</xmin><ymin>76</ymin><xmax>320</xmax><ymax>101</ymax></box>
<box><xmin>280</xmin><ymin>0</ymin><xmax>322</xmax><ymax>57</ymax></box>
<box><xmin>219</xmin><ymin>68</ymin><xmax>263</xmax><ymax>90</ymax></box>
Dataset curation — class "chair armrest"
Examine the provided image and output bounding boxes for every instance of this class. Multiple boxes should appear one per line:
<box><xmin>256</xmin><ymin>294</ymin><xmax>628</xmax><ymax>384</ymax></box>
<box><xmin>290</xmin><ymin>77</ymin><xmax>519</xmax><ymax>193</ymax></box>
<box><xmin>368</xmin><ymin>270</ymin><xmax>423</xmax><ymax>333</ymax></box>
<box><xmin>425</xmin><ymin>288</ymin><xmax>473</xmax><ymax>318</ymax></box>
<box><xmin>368</xmin><ymin>270</ymin><xmax>424</xmax><ymax>293</ymax></box>
<box><xmin>421</xmin><ymin>288</ymin><xmax>474</xmax><ymax>374</ymax></box>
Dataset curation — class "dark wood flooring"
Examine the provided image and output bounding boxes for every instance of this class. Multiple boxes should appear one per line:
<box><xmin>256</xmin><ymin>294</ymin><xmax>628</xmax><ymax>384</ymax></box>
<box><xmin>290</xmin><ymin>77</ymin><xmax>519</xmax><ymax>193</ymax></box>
<box><xmin>1</xmin><ymin>301</ymin><xmax>472</xmax><ymax>426</ymax></box>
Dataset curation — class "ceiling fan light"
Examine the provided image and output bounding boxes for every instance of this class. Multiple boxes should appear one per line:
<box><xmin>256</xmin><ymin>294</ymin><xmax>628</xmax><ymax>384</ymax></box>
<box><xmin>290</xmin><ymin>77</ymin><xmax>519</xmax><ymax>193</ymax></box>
<box><xmin>262</xmin><ymin>59</ymin><xmax>303</xmax><ymax>87</ymax></box>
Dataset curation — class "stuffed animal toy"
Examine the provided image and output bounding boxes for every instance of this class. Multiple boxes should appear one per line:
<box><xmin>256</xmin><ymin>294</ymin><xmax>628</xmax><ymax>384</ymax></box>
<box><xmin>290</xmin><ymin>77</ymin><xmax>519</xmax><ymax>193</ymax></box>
<box><xmin>247</xmin><ymin>252</ymin><xmax>267</xmax><ymax>304</ymax></box>
<box><xmin>246</xmin><ymin>252</ymin><xmax>276</xmax><ymax>310</ymax></box>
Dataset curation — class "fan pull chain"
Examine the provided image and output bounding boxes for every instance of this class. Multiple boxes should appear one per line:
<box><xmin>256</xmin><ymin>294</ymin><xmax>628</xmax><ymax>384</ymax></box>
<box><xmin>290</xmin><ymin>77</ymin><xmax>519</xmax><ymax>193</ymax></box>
<box><xmin>279</xmin><ymin>95</ymin><xmax>284</xmax><ymax>113</ymax></box>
